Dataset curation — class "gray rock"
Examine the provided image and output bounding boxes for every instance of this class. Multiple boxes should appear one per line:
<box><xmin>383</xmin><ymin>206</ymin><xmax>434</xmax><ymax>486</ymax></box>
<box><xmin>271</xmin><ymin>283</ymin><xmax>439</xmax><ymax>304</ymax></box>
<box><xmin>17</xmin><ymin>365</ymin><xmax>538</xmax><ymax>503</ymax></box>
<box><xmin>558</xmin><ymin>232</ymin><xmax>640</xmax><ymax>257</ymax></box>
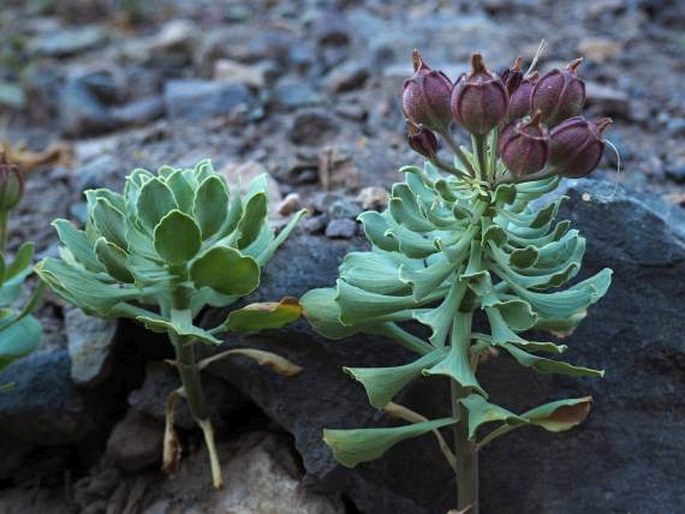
<box><xmin>59</xmin><ymin>77</ymin><xmax>118</xmax><ymax>137</ymax></box>
<box><xmin>0</xmin><ymin>350</ymin><xmax>94</xmax><ymax>445</ymax></box>
<box><xmin>301</xmin><ymin>214</ymin><xmax>329</xmax><ymax>235</ymax></box>
<box><xmin>289</xmin><ymin>110</ymin><xmax>339</xmax><ymax>146</ymax></box>
<box><xmin>23</xmin><ymin>62</ymin><xmax>64</xmax><ymax>121</ymax></box>
<box><xmin>128</xmin><ymin>361</ymin><xmax>247</xmax><ymax>431</ymax></box>
<box><xmin>665</xmin><ymin>157</ymin><xmax>685</xmax><ymax>184</ymax></box>
<box><xmin>199</xmin><ymin>179</ymin><xmax>685</xmax><ymax>513</ymax></box>
<box><xmin>0</xmin><ymin>81</ymin><xmax>25</xmax><ymax>110</ymax></box>
<box><xmin>106</xmin><ymin>411</ymin><xmax>163</xmax><ymax>473</ymax></box>
<box><xmin>66</xmin><ymin>308</ymin><xmax>117</xmax><ymax>388</ymax></box>
<box><xmin>110</xmin><ymin>96</ymin><xmax>165</xmax><ymax>127</ymax></box>
<box><xmin>324</xmin><ymin>62</ymin><xmax>370</xmax><ymax>93</ymax></box>
<box><xmin>72</xmin><ymin>154</ymin><xmax>120</xmax><ymax>192</ymax></box>
<box><xmin>311</xmin><ymin>10</ymin><xmax>351</xmax><ymax>46</ymax></box>
<box><xmin>78</xmin><ymin>70</ymin><xmax>126</xmax><ymax>105</ymax></box>
<box><xmin>585</xmin><ymin>81</ymin><xmax>631</xmax><ymax>119</ymax></box>
<box><xmin>148</xmin><ymin>19</ymin><xmax>198</xmax><ymax>69</ymax></box>
<box><xmin>29</xmin><ymin>26</ymin><xmax>106</xmax><ymax>57</ymax></box>
<box><xmin>140</xmin><ymin>432</ymin><xmax>344</xmax><ymax>514</ymax></box>
<box><xmin>272</xmin><ymin>80</ymin><xmax>325</xmax><ymax>110</ymax></box>
<box><xmin>328</xmin><ymin>198</ymin><xmax>363</xmax><ymax>220</ymax></box>
<box><xmin>325</xmin><ymin>218</ymin><xmax>358</xmax><ymax>239</ymax></box>
<box><xmin>164</xmin><ymin>80</ymin><xmax>255</xmax><ymax>121</ymax></box>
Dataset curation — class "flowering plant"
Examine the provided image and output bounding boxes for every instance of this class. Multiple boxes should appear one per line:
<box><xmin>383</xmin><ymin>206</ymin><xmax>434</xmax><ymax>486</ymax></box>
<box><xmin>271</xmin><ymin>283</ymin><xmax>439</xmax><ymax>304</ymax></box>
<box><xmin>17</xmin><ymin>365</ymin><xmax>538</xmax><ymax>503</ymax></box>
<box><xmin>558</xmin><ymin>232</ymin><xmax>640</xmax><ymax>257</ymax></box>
<box><xmin>0</xmin><ymin>154</ymin><xmax>42</xmax><ymax>374</ymax></box>
<box><xmin>302</xmin><ymin>47</ymin><xmax>612</xmax><ymax>513</ymax></box>
<box><xmin>36</xmin><ymin>160</ymin><xmax>306</xmax><ymax>487</ymax></box>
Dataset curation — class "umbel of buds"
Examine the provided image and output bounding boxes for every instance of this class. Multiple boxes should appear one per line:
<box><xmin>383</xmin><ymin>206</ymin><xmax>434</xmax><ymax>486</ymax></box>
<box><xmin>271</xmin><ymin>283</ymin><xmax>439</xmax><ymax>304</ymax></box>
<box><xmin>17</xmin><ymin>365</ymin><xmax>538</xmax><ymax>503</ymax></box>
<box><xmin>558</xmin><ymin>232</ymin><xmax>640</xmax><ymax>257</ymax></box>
<box><xmin>549</xmin><ymin>116</ymin><xmax>612</xmax><ymax>178</ymax></box>
<box><xmin>402</xmin><ymin>50</ymin><xmax>453</xmax><ymax>133</ymax></box>
<box><xmin>400</xmin><ymin>46</ymin><xmax>610</xmax><ymax>184</ymax></box>
<box><xmin>498</xmin><ymin>110</ymin><xmax>550</xmax><ymax>176</ymax></box>
<box><xmin>0</xmin><ymin>153</ymin><xmax>23</xmax><ymax>212</ymax></box>
<box><xmin>451</xmin><ymin>53</ymin><xmax>508</xmax><ymax>135</ymax></box>
<box><xmin>531</xmin><ymin>58</ymin><xmax>586</xmax><ymax>127</ymax></box>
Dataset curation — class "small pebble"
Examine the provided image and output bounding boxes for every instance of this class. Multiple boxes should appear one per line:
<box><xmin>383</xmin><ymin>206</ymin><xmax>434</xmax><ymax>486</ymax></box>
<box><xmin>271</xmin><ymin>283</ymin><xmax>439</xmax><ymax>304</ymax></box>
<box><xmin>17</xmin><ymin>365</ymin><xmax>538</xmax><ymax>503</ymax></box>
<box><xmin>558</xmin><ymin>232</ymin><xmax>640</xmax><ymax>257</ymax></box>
<box><xmin>325</xmin><ymin>218</ymin><xmax>357</xmax><ymax>239</ymax></box>
<box><xmin>278</xmin><ymin>193</ymin><xmax>302</xmax><ymax>216</ymax></box>
<box><xmin>357</xmin><ymin>186</ymin><xmax>389</xmax><ymax>210</ymax></box>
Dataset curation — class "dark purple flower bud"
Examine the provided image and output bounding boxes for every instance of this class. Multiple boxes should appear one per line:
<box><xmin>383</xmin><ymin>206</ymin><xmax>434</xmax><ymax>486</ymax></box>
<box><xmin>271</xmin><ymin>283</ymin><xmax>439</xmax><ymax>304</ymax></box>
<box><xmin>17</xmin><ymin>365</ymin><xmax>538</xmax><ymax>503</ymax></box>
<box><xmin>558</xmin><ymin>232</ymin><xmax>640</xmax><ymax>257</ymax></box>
<box><xmin>450</xmin><ymin>53</ymin><xmax>509</xmax><ymax>135</ymax></box>
<box><xmin>531</xmin><ymin>58</ymin><xmax>586</xmax><ymax>127</ymax></box>
<box><xmin>500</xmin><ymin>56</ymin><xmax>523</xmax><ymax>96</ymax></box>
<box><xmin>402</xmin><ymin>49</ymin><xmax>454</xmax><ymax>133</ymax></box>
<box><xmin>0</xmin><ymin>152</ymin><xmax>23</xmax><ymax>212</ymax></box>
<box><xmin>508</xmin><ymin>71</ymin><xmax>538</xmax><ymax>121</ymax></box>
<box><xmin>548</xmin><ymin>116</ymin><xmax>612</xmax><ymax>178</ymax></box>
<box><xmin>498</xmin><ymin>110</ymin><xmax>550</xmax><ymax>177</ymax></box>
<box><xmin>406</xmin><ymin>120</ymin><xmax>439</xmax><ymax>160</ymax></box>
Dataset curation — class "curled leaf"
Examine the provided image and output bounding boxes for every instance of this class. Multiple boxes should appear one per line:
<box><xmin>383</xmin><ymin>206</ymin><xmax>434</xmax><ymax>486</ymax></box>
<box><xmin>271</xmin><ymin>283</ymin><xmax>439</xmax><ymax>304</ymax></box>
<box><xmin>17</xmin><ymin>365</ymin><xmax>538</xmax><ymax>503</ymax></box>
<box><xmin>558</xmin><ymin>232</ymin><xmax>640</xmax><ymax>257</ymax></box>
<box><xmin>198</xmin><ymin>348</ymin><xmax>303</xmax><ymax>377</ymax></box>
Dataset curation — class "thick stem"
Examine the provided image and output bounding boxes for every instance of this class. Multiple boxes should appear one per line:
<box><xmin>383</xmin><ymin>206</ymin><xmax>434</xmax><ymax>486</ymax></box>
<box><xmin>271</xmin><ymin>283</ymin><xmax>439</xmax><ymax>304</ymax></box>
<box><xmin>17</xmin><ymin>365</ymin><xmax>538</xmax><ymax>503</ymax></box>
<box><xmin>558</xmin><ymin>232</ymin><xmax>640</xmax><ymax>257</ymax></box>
<box><xmin>472</xmin><ymin>133</ymin><xmax>489</xmax><ymax>183</ymax></box>
<box><xmin>451</xmin><ymin>379</ymin><xmax>479</xmax><ymax>513</ymax></box>
<box><xmin>169</xmin><ymin>284</ymin><xmax>223</xmax><ymax>488</ymax></box>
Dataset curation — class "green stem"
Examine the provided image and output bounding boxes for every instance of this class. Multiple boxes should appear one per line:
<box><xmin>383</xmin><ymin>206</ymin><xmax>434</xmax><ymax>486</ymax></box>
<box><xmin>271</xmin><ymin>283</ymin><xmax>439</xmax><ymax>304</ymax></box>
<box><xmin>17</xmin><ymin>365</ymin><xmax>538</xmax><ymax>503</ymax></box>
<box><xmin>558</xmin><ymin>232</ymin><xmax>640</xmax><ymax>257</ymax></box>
<box><xmin>376</xmin><ymin>323</ymin><xmax>434</xmax><ymax>355</ymax></box>
<box><xmin>0</xmin><ymin>209</ymin><xmax>9</xmax><ymax>255</ymax></box>
<box><xmin>476</xmin><ymin>423</ymin><xmax>517</xmax><ymax>451</ymax></box>
<box><xmin>451</xmin><ymin>379</ymin><xmax>479</xmax><ymax>513</ymax></box>
<box><xmin>472</xmin><ymin>134</ymin><xmax>488</xmax><ymax>183</ymax></box>
<box><xmin>438</xmin><ymin>129</ymin><xmax>477</xmax><ymax>177</ymax></box>
<box><xmin>169</xmin><ymin>283</ymin><xmax>222</xmax><ymax>488</ymax></box>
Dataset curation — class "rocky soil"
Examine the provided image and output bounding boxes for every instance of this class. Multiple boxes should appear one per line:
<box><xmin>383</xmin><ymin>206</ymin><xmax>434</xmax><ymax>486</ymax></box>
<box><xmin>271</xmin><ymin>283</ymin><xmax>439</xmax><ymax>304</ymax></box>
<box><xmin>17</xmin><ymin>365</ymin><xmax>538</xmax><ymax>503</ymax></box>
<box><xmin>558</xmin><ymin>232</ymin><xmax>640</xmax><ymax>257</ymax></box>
<box><xmin>0</xmin><ymin>0</ymin><xmax>683</xmax><ymax>513</ymax></box>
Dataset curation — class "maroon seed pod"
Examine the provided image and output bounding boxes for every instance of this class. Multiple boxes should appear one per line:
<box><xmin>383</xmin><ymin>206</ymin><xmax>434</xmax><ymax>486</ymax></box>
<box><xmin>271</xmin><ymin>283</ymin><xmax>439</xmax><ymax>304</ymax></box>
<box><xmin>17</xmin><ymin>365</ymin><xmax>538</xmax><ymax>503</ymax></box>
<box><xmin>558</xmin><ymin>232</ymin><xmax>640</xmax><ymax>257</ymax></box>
<box><xmin>450</xmin><ymin>53</ymin><xmax>509</xmax><ymax>135</ymax></box>
<box><xmin>498</xmin><ymin>110</ymin><xmax>550</xmax><ymax>176</ymax></box>
<box><xmin>531</xmin><ymin>58</ymin><xmax>586</xmax><ymax>127</ymax></box>
<box><xmin>508</xmin><ymin>71</ymin><xmax>539</xmax><ymax>121</ymax></box>
<box><xmin>548</xmin><ymin>116</ymin><xmax>612</xmax><ymax>178</ymax></box>
<box><xmin>406</xmin><ymin>120</ymin><xmax>439</xmax><ymax>160</ymax></box>
<box><xmin>0</xmin><ymin>152</ymin><xmax>24</xmax><ymax>212</ymax></box>
<box><xmin>501</xmin><ymin>56</ymin><xmax>523</xmax><ymax>97</ymax></box>
<box><xmin>402</xmin><ymin>49</ymin><xmax>454</xmax><ymax>133</ymax></box>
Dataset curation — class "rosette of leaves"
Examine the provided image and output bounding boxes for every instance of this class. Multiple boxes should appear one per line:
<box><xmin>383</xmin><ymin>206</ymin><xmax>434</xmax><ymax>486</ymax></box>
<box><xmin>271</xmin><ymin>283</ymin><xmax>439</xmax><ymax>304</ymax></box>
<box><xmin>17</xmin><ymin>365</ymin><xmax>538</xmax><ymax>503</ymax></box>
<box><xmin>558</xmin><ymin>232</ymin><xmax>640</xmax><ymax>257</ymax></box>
<box><xmin>36</xmin><ymin>160</ymin><xmax>306</xmax><ymax>488</ymax></box>
<box><xmin>301</xmin><ymin>160</ymin><xmax>611</xmax><ymax>510</ymax></box>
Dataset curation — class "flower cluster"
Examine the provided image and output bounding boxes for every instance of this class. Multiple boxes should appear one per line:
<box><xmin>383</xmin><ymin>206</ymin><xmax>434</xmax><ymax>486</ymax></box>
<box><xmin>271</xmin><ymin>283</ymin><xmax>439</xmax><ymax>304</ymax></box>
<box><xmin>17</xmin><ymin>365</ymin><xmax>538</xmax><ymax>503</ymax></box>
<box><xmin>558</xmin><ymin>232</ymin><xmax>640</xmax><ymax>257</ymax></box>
<box><xmin>402</xmin><ymin>49</ymin><xmax>611</xmax><ymax>183</ymax></box>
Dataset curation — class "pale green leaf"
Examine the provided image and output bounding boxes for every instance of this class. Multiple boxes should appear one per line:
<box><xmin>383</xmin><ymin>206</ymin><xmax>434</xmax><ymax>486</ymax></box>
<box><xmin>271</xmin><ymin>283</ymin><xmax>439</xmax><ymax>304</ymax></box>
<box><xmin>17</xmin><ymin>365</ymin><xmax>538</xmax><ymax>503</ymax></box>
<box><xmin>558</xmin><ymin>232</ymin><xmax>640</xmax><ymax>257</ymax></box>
<box><xmin>136</xmin><ymin>178</ymin><xmax>178</xmax><ymax>231</ymax></box>
<box><xmin>0</xmin><ymin>315</ymin><xmax>41</xmax><ymax>371</ymax></box>
<box><xmin>190</xmin><ymin>246</ymin><xmax>259</xmax><ymax>295</ymax></box>
<box><xmin>91</xmin><ymin>197</ymin><xmax>128</xmax><ymax>249</ymax></box>
<box><xmin>323</xmin><ymin>417</ymin><xmax>456</xmax><ymax>468</ymax></box>
<box><xmin>5</xmin><ymin>242</ymin><xmax>34</xmax><ymax>280</ymax></box>
<box><xmin>193</xmin><ymin>175</ymin><xmax>229</xmax><ymax>240</ymax></box>
<box><xmin>223</xmin><ymin>297</ymin><xmax>302</xmax><ymax>334</ymax></box>
<box><xmin>52</xmin><ymin>219</ymin><xmax>103</xmax><ymax>272</ymax></box>
<box><xmin>94</xmin><ymin>238</ymin><xmax>134</xmax><ymax>283</ymax></box>
<box><xmin>344</xmin><ymin>349</ymin><xmax>447</xmax><ymax>409</ymax></box>
<box><xmin>153</xmin><ymin>210</ymin><xmax>202</xmax><ymax>264</ymax></box>
<box><xmin>521</xmin><ymin>396</ymin><xmax>593</xmax><ymax>432</ymax></box>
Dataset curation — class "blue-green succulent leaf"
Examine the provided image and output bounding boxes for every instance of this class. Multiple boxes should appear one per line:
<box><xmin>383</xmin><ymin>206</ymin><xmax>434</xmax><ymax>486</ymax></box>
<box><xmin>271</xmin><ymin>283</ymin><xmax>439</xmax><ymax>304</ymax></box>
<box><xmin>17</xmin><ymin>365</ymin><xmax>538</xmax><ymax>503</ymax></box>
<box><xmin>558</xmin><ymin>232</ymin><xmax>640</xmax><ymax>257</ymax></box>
<box><xmin>323</xmin><ymin>417</ymin><xmax>457</xmax><ymax>468</ymax></box>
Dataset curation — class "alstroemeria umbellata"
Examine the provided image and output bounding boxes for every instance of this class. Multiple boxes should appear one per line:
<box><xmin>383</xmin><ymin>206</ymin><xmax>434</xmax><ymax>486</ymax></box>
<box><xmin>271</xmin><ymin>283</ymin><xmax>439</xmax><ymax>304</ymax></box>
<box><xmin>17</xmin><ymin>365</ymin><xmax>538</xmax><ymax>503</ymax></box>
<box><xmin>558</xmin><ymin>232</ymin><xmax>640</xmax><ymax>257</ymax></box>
<box><xmin>302</xmin><ymin>46</ymin><xmax>612</xmax><ymax>513</ymax></box>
